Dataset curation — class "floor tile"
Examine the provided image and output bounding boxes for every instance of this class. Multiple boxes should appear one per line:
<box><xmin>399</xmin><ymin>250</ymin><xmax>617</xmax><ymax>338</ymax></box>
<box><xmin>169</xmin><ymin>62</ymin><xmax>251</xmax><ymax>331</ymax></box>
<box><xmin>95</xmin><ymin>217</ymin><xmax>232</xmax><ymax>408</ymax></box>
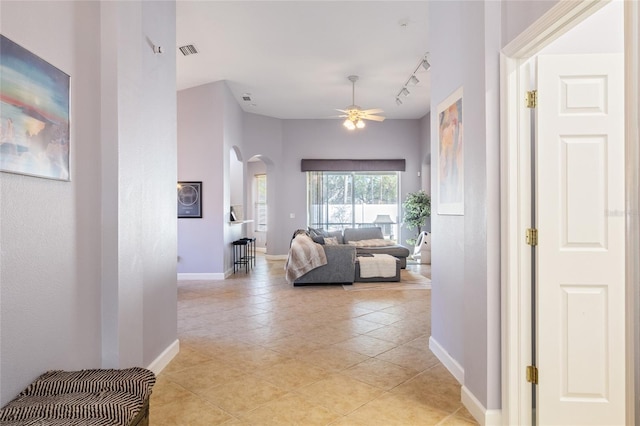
<box><xmin>150</xmin><ymin>254</ymin><xmax>478</xmax><ymax>425</ymax></box>
<box><xmin>239</xmin><ymin>393</ymin><xmax>341</xmax><ymax>425</ymax></box>
<box><xmin>195</xmin><ymin>374</ymin><xmax>288</xmax><ymax>415</ymax></box>
<box><xmin>343</xmin><ymin>357</ymin><xmax>419</xmax><ymax>390</ymax></box>
<box><xmin>295</xmin><ymin>373</ymin><xmax>385</xmax><ymax>415</ymax></box>
<box><xmin>345</xmin><ymin>392</ymin><xmax>450</xmax><ymax>425</ymax></box>
<box><xmin>254</xmin><ymin>358</ymin><xmax>330</xmax><ymax>390</ymax></box>
<box><xmin>333</xmin><ymin>334</ymin><xmax>398</xmax><ymax>357</ymax></box>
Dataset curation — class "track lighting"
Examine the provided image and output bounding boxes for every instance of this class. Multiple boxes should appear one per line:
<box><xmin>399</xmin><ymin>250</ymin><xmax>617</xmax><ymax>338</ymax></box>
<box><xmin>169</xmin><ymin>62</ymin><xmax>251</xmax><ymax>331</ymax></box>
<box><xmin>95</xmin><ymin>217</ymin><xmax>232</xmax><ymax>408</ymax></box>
<box><xmin>395</xmin><ymin>52</ymin><xmax>430</xmax><ymax>105</ymax></box>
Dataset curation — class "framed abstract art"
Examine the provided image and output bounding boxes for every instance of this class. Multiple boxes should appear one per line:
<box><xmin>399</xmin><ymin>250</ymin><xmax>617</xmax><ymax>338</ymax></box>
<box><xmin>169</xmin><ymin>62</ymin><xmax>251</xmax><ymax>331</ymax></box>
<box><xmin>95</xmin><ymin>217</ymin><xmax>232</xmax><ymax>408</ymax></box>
<box><xmin>437</xmin><ymin>87</ymin><xmax>464</xmax><ymax>215</ymax></box>
<box><xmin>0</xmin><ymin>34</ymin><xmax>70</xmax><ymax>181</ymax></box>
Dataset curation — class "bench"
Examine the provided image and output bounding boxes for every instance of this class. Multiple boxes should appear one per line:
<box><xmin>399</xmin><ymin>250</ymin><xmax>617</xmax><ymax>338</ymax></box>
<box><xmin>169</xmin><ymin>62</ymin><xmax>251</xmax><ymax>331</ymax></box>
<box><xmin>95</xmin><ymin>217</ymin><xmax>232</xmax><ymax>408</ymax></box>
<box><xmin>0</xmin><ymin>367</ymin><xmax>155</xmax><ymax>426</ymax></box>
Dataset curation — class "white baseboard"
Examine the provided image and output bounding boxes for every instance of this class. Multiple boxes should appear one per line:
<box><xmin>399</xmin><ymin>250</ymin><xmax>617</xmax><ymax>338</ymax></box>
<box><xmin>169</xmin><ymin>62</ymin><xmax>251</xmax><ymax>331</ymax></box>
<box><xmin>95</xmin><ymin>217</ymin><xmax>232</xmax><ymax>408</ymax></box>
<box><xmin>265</xmin><ymin>254</ymin><xmax>287</xmax><ymax>261</ymax></box>
<box><xmin>177</xmin><ymin>273</ymin><xmax>225</xmax><ymax>280</ymax></box>
<box><xmin>461</xmin><ymin>386</ymin><xmax>502</xmax><ymax>426</ymax></box>
<box><xmin>429</xmin><ymin>336</ymin><xmax>464</xmax><ymax>384</ymax></box>
<box><xmin>147</xmin><ymin>339</ymin><xmax>179</xmax><ymax>375</ymax></box>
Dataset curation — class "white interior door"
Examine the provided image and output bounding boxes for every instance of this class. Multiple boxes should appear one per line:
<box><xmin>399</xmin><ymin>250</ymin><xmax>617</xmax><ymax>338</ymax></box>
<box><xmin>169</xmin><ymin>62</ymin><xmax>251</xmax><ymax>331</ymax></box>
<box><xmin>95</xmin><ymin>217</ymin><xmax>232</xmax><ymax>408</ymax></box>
<box><xmin>536</xmin><ymin>53</ymin><xmax>625</xmax><ymax>425</ymax></box>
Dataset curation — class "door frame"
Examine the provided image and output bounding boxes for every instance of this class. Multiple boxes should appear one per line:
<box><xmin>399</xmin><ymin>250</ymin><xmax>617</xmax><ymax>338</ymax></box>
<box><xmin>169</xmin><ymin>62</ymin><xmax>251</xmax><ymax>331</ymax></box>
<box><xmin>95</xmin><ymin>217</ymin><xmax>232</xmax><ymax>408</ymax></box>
<box><xmin>500</xmin><ymin>1</ymin><xmax>640</xmax><ymax>424</ymax></box>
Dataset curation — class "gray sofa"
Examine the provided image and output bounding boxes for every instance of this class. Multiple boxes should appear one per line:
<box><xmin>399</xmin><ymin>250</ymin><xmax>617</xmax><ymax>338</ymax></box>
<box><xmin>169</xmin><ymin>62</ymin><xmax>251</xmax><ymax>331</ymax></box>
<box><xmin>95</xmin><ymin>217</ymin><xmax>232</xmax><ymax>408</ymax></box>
<box><xmin>293</xmin><ymin>227</ymin><xmax>410</xmax><ymax>286</ymax></box>
<box><xmin>293</xmin><ymin>244</ymin><xmax>356</xmax><ymax>286</ymax></box>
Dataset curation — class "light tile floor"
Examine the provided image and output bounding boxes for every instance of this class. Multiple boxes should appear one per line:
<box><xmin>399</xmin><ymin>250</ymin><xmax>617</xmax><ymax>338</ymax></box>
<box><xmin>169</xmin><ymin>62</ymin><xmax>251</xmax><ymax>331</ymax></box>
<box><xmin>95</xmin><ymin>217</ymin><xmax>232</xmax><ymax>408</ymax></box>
<box><xmin>151</xmin><ymin>254</ymin><xmax>478</xmax><ymax>425</ymax></box>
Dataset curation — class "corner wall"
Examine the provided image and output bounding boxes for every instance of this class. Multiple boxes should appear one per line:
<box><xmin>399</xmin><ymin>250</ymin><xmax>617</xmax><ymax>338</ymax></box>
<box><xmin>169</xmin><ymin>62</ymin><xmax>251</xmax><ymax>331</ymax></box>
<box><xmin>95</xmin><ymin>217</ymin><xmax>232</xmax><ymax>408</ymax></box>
<box><xmin>428</xmin><ymin>0</ymin><xmax>560</xmax><ymax>418</ymax></box>
<box><xmin>429</xmin><ymin>0</ymin><xmax>501</xmax><ymax>412</ymax></box>
<box><xmin>0</xmin><ymin>0</ymin><xmax>178</xmax><ymax>405</ymax></box>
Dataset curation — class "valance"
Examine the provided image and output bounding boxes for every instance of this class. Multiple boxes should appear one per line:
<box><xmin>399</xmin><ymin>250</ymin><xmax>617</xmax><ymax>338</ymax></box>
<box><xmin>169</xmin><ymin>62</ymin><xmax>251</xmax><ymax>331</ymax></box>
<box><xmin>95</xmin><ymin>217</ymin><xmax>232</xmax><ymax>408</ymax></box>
<box><xmin>300</xmin><ymin>159</ymin><xmax>406</xmax><ymax>172</ymax></box>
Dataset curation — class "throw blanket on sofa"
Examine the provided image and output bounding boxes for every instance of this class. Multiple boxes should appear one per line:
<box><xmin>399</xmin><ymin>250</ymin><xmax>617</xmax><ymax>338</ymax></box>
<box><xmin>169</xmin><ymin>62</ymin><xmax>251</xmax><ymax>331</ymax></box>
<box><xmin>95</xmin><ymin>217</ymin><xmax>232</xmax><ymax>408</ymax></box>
<box><xmin>285</xmin><ymin>234</ymin><xmax>327</xmax><ymax>283</ymax></box>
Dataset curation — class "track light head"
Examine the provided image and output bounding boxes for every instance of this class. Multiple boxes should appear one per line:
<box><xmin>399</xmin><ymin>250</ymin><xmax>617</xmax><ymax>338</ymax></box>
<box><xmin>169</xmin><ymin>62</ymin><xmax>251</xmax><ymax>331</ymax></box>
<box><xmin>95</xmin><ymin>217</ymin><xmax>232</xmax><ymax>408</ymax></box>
<box><xmin>422</xmin><ymin>58</ymin><xmax>431</xmax><ymax>71</ymax></box>
<box><xmin>395</xmin><ymin>97</ymin><xmax>403</xmax><ymax>106</ymax></box>
<box><xmin>409</xmin><ymin>75</ymin><xmax>420</xmax><ymax>85</ymax></box>
<box><xmin>401</xmin><ymin>87</ymin><xmax>410</xmax><ymax>97</ymax></box>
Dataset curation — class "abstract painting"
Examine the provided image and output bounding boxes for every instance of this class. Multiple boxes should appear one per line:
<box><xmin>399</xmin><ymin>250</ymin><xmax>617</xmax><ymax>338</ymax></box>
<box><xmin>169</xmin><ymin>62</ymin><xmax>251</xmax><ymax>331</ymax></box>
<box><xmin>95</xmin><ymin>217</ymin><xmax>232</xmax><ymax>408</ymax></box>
<box><xmin>437</xmin><ymin>87</ymin><xmax>464</xmax><ymax>215</ymax></box>
<box><xmin>0</xmin><ymin>35</ymin><xmax>70</xmax><ymax>181</ymax></box>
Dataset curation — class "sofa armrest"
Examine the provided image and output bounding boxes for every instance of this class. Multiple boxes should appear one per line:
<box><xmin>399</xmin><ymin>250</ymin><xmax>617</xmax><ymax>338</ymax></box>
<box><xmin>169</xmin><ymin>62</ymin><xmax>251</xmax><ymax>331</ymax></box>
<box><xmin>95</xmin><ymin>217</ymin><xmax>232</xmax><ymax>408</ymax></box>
<box><xmin>294</xmin><ymin>245</ymin><xmax>356</xmax><ymax>285</ymax></box>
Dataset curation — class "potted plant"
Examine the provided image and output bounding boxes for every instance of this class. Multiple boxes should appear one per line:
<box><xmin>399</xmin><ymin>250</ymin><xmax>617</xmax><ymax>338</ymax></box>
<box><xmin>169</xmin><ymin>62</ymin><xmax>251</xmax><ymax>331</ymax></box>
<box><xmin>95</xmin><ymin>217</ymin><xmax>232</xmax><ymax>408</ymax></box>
<box><xmin>402</xmin><ymin>190</ymin><xmax>431</xmax><ymax>246</ymax></box>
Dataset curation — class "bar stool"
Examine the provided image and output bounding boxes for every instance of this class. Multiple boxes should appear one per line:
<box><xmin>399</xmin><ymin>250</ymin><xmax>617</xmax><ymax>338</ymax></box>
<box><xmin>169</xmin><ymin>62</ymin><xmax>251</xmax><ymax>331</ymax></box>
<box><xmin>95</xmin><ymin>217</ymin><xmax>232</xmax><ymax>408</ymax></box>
<box><xmin>240</xmin><ymin>237</ymin><xmax>256</xmax><ymax>268</ymax></box>
<box><xmin>232</xmin><ymin>239</ymin><xmax>249</xmax><ymax>273</ymax></box>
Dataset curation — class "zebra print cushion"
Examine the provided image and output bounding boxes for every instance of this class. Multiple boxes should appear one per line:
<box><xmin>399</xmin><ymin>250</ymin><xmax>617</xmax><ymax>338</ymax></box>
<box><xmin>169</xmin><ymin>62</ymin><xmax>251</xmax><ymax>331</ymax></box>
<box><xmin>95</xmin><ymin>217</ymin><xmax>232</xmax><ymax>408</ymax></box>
<box><xmin>0</xmin><ymin>368</ymin><xmax>155</xmax><ymax>425</ymax></box>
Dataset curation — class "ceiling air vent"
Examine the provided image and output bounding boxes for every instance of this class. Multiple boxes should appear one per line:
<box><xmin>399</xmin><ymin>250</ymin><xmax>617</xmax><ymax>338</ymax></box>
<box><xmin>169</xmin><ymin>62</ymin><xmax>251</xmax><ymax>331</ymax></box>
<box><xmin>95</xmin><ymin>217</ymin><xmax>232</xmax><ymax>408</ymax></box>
<box><xmin>242</xmin><ymin>93</ymin><xmax>252</xmax><ymax>102</ymax></box>
<box><xmin>178</xmin><ymin>44</ymin><xmax>198</xmax><ymax>56</ymax></box>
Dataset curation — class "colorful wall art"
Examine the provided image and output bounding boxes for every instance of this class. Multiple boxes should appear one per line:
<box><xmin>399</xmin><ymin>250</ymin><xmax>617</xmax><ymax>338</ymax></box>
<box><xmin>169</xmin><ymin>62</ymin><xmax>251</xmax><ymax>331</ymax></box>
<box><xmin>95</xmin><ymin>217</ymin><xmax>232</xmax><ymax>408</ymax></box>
<box><xmin>0</xmin><ymin>35</ymin><xmax>70</xmax><ymax>181</ymax></box>
<box><xmin>437</xmin><ymin>87</ymin><xmax>464</xmax><ymax>215</ymax></box>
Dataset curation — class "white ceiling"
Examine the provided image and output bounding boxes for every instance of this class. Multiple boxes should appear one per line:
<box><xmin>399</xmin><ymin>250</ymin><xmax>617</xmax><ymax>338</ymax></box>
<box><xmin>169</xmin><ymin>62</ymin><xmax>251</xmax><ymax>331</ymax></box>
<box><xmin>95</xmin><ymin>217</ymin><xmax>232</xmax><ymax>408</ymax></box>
<box><xmin>176</xmin><ymin>1</ymin><xmax>430</xmax><ymax>120</ymax></box>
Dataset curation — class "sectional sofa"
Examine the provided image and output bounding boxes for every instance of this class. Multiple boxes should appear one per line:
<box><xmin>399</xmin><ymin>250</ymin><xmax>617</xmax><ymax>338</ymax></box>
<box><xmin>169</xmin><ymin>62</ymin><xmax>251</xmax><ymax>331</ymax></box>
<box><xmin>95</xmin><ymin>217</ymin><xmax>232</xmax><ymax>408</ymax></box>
<box><xmin>293</xmin><ymin>227</ymin><xmax>410</xmax><ymax>285</ymax></box>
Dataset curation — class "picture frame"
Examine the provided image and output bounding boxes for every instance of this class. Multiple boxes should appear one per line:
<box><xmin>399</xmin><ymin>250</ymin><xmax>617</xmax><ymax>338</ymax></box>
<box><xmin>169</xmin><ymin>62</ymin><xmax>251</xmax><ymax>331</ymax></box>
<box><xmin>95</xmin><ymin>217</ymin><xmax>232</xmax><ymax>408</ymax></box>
<box><xmin>0</xmin><ymin>34</ymin><xmax>71</xmax><ymax>181</ymax></box>
<box><xmin>437</xmin><ymin>87</ymin><xmax>464</xmax><ymax>215</ymax></box>
<box><xmin>177</xmin><ymin>181</ymin><xmax>202</xmax><ymax>218</ymax></box>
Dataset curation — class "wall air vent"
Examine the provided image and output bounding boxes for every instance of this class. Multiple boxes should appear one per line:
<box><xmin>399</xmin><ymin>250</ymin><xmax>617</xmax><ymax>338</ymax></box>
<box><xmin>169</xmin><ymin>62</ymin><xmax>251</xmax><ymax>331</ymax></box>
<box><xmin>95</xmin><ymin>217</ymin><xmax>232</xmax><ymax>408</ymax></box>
<box><xmin>178</xmin><ymin>44</ymin><xmax>198</xmax><ymax>56</ymax></box>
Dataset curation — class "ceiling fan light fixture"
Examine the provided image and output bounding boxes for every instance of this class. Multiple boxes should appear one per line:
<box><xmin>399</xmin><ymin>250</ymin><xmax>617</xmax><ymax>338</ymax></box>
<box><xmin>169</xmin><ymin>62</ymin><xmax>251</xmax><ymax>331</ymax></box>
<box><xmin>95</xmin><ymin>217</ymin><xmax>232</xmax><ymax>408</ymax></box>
<box><xmin>343</xmin><ymin>119</ymin><xmax>356</xmax><ymax>130</ymax></box>
<box><xmin>356</xmin><ymin>119</ymin><xmax>365</xmax><ymax>129</ymax></box>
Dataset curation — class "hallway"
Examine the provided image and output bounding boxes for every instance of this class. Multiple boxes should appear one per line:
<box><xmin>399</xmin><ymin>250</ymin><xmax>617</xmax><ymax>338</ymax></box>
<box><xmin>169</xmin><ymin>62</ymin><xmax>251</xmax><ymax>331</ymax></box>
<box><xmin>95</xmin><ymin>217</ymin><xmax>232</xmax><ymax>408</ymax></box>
<box><xmin>152</xmin><ymin>255</ymin><xmax>476</xmax><ymax>425</ymax></box>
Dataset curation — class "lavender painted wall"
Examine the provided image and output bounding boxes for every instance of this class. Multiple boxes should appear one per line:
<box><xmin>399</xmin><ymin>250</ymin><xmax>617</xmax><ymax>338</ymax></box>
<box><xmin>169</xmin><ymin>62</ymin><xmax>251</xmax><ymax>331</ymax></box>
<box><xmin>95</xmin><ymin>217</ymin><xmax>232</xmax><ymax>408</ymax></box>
<box><xmin>276</xmin><ymin>119</ymin><xmax>422</xmax><ymax>255</ymax></box>
<box><xmin>177</xmin><ymin>81</ymin><xmax>246</xmax><ymax>275</ymax></box>
<box><xmin>501</xmin><ymin>0</ymin><xmax>557</xmax><ymax>46</ymax></box>
<box><xmin>178</xmin><ymin>105</ymin><xmax>423</xmax><ymax>268</ymax></box>
<box><xmin>429</xmin><ymin>0</ymin><xmax>502</xmax><ymax>411</ymax></box>
<box><xmin>0</xmin><ymin>1</ymin><xmax>102</xmax><ymax>404</ymax></box>
<box><xmin>177</xmin><ymin>83</ymin><xmax>225</xmax><ymax>274</ymax></box>
<box><xmin>428</xmin><ymin>0</ymin><xmax>562</xmax><ymax>413</ymax></box>
<box><xmin>242</xmin><ymin>113</ymin><xmax>284</xmax><ymax>256</ymax></box>
<box><xmin>0</xmin><ymin>0</ymin><xmax>177</xmax><ymax>405</ymax></box>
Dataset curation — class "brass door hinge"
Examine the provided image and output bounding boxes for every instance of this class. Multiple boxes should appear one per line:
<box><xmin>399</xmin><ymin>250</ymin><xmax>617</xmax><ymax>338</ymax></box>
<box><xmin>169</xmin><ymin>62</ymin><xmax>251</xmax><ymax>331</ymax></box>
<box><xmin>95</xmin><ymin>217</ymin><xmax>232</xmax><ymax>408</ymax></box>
<box><xmin>526</xmin><ymin>365</ymin><xmax>538</xmax><ymax>384</ymax></box>
<box><xmin>526</xmin><ymin>228</ymin><xmax>538</xmax><ymax>246</ymax></box>
<box><xmin>526</xmin><ymin>90</ymin><xmax>538</xmax><ymax>108</ymax></box>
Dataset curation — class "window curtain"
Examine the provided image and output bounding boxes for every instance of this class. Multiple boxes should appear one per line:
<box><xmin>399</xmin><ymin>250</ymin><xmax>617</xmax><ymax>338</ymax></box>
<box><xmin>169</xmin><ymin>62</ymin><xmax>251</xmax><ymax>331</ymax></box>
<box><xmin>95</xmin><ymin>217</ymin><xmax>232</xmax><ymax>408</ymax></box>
<box><xmin>307</xmin><ymin>172</ymin><xmax>325</xmax><ymax>228</ymax></box>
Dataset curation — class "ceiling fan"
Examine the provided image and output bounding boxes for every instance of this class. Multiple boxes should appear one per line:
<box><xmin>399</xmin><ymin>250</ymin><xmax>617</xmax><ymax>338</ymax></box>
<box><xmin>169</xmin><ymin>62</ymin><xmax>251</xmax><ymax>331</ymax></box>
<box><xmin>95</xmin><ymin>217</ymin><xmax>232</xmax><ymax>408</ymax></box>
<box><xmin>336</xmin><ymin>75</ymin><xmax>385</xmax><ymax>130</ymax></box>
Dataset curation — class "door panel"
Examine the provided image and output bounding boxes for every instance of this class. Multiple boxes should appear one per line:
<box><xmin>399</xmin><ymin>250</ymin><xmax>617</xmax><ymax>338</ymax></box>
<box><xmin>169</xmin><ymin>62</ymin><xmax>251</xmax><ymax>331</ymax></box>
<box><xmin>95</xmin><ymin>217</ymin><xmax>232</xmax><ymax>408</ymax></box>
<box><xmin>537</xmin><ymin>53</ymin><xmax>625</xmax><ymax>425</ymax></box>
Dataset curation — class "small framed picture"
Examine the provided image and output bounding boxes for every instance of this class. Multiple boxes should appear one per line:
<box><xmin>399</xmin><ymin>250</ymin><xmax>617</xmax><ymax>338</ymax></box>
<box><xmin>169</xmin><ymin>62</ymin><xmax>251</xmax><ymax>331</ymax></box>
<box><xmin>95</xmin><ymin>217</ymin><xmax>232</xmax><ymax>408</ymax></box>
<box><xmin>177</xmin><ymin>181</ymin><xmax>202</xmax><ymax>218</ymax></box>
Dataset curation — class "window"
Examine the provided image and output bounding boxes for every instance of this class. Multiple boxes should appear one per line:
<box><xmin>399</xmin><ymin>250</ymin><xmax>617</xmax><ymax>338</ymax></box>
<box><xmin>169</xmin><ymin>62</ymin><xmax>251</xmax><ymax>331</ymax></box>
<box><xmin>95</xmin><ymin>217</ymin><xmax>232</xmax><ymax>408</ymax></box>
<box><xmin>254</xmin><ymin>174</ymin><xmax>267</xmax><ymax>232</ymax></box>
<box><xmin>307</xmin><ymin>171</ymin><xmax>399</xmax><ymax>238</ymax></box>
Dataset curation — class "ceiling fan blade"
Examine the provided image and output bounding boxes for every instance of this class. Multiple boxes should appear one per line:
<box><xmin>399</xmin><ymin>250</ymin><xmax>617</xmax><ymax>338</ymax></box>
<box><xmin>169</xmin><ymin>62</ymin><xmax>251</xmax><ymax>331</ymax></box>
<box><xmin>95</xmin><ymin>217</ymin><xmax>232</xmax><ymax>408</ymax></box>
<box><xmin>335</xmin><ymin>109</ymin><xmax>350</xmax><ymax>114</ymax></box>
<box><xmin>361</xmin><ymin>108</ymin><xmax>384</xmax><ymax>115</ymax></box>
<box><xmin>363</xmin><ymin>115</ymin><xmax>386</xmax><ymax>122</ymax></box>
